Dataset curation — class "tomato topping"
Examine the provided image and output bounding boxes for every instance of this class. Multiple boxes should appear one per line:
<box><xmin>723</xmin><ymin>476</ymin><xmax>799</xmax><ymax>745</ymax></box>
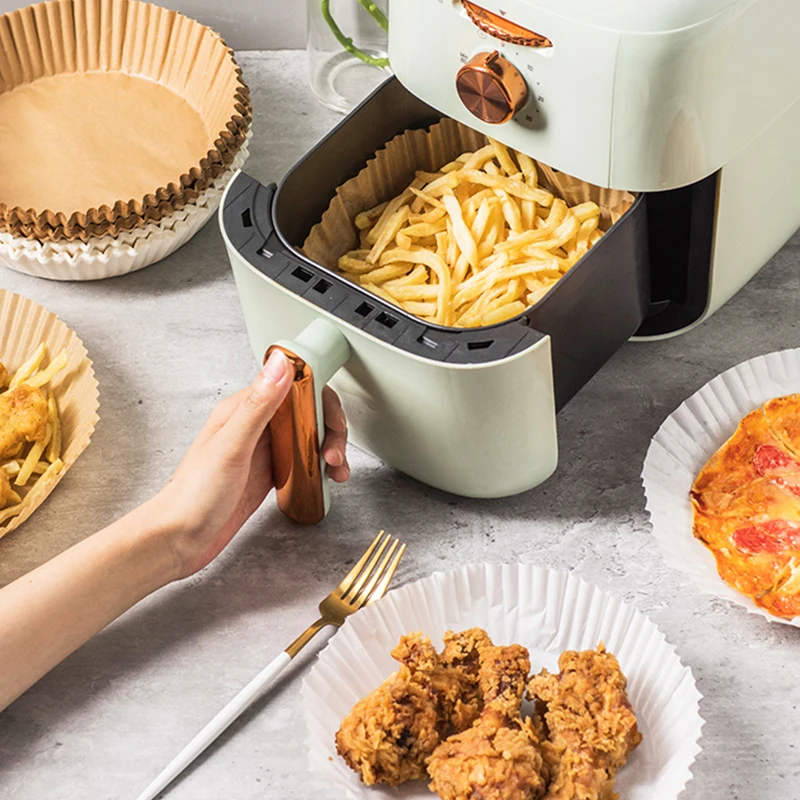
<box><xmin>753</xmin><ymin>444</ymin><xmax>798</xmax><ymax>474</ymax></box>
<box><xmin>732</xmin><ymin>519</ymin><xmax>800</xmax><ymax>554</ymax></box>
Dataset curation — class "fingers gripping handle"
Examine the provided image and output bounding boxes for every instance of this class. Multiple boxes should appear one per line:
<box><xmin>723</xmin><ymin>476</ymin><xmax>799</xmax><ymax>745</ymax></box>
<box><xmin>266</xmin><ymin>319</ymin><xmax>351</xmax><ymax>525</ymax></box>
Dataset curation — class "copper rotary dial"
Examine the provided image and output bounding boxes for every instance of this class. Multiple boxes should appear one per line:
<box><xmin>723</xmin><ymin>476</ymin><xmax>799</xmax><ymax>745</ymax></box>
<box><xmin>456</xmin><ymin>51</ymin><xmax>528</xmax><ymax>125</ymax></box>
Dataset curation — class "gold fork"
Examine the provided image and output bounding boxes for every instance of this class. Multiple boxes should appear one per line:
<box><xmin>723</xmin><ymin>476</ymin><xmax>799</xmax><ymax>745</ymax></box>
<box><xmin>136</xmin><ymin>531</ymin><xmax>405</xmax><ymax>800</ymax></box>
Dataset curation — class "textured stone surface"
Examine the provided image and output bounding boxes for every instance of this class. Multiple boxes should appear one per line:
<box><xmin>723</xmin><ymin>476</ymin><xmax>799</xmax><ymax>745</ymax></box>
<box><xmin>1</xmin><ymin>51</ymin><xmax>800</xmax><ymax>799</ymax></box>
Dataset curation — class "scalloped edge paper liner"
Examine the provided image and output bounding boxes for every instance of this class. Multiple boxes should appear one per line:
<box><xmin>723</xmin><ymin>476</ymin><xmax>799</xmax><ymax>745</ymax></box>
<box><xmin>0</xmin><ymin>137</ymin><xmax>250</xmax><ymax>281</ymax></box>
<box><xmin>0</xmin><ymin>291</ymin><xmax>99</xmax><ymax>539</ymax></box>
<box><xmin>303</xmin><ymin>117</ymin><xmax>635</xmax><ymax>271</ymax></box>
<box><xmin>0</xmin><ymin>0</ymin><xmax>251</xmax><ymax>242</ymax></box>
<box><xmin>300</xmin><ymin>563</ymin><xmax>703</xmax><ymax>800</ymax></box>
<box><xmin>642</xmin><ymin>348</ymin><xmax>800</xmax><ymax>626</ymax></box>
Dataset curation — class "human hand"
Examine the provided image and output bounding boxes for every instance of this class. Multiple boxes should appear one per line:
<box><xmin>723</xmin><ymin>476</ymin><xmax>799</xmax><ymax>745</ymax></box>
<box><xmin>151</xmin><ymin>350</ymin><xmax>349</xmax><ymax>580</ymax></box>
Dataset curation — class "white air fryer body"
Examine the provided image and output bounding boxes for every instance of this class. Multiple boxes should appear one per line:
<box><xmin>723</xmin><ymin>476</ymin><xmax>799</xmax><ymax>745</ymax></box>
<box><xmin>224</xmin><ymin>233</ymin><xmax>558</xmax><ymax>498</ymax></box>
<box><xmin>391</xmin><ymin>0</ymin><xmax>800</xmax><ymax>333</ymax></box>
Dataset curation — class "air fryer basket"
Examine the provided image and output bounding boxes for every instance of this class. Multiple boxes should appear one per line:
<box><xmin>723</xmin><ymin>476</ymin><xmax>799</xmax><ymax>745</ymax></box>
<box><xmin>224</xmin><ymin>78</ymin><xmax>650</xmax><ymax>409</ymax></box>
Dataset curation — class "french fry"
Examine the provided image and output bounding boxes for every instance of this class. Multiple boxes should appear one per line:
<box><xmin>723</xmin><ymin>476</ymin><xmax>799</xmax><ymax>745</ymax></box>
<box><xmin>16</xmin><ymin>423</ymin><xmax>51</xmax><ymax>486</ymax></box>
<box><xmin>25</xmin><ymin>349</ymin><xmax>67</xmax><ymax>389</ymax></box>
<box><xmin>46</xmin><ymin>393</ymin><xmax>61</xmax><ymax>463</ymax></box>
<box><xmin>0</xmin><ymin>459</ymin><xmax>63</xmax><ymax>529</ymax></box>
<box><xmin>8</xmin><ymin>343</ymin><xmax>46</xmax><ymax>390</ymax></box>
<box><xmin>337</xmin><ymin>140</ymin><xmax>609</xmax><ymax>329</ymax></box>
<box><xmin>442</xmin><ymin>193</ymin><xmax>479</xmax><ymax>270</ymax></box>
<box><xmin>355</xmin><ymin>201</ymin><xmax>388</xmax><ymax>230</ymax></box>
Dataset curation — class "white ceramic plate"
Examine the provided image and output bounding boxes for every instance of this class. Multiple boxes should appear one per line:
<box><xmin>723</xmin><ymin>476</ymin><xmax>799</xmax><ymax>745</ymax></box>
<box><xmin>301</xmin><ymin>563</ymin><xmax>703</xmax><ymax>800</ymax></box>
<box><xmin>642</xmin><ymin>348</ymin><xmax>800</xmax><ymax>626</ymax></box>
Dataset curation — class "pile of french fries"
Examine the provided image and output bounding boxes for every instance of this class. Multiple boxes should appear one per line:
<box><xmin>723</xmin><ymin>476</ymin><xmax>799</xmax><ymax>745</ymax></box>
<box><xmin>338</xmin><ymin>138</ymin><xmax>604</xmax><ymax>328</ymax></box>
<box><xmin>0</xmin><ymin>343</ymin><xmax>66</xmax><ymax>527</ymax></box>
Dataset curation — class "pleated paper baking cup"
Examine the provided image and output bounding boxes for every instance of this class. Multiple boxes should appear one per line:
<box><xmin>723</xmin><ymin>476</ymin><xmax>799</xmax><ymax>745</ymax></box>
<box><xmin>642</xmin><ymin>348</ymin><xmax>800</xmax><ymax>626</ymax></box>
<box><xmin>301</xmin><ymin>563</ymin><xmax>703</xmax><ymax>800</ymax></box>
<box><xmin>303</xmin><ymin>117</ymin><xmax>635</xmax><ymax>270</ymax></box>
<box><xmin>0</xmin><ymin>291</ymin><xmax>99</xmax><ymax>539</ymax></box>
<box><xmin>0</xmin><ymin>0</ymin><xmax>251</xmax><ymax>242</ymax></box>
<box><xmin>0</xmin><ymin>137</ymin><xmax>250</xmax><ymax>281</ymax></box>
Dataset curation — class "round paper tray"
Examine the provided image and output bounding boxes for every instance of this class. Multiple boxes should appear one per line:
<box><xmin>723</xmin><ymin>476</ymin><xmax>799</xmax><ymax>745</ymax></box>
<box><xmin>0</xmin><ymin>290</ymin><xmax>99</xmax><ymax>540</ymax></box>
<box><xmin>301</xmin><ymin>562</ymin><xmax>703</xmax><ymax>800</ymax></box>
<box><xmin>0</xmin><ymin>137</ymin><xmax>250</xmax><ymax>281</ymax></box>
<box><xmin>642</xmin><ymin>348</ymin><xmax>800</xmax><ymax>626</ymax></box>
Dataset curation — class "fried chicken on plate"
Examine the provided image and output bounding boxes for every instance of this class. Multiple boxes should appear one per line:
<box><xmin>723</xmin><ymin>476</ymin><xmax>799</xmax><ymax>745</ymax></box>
<box><xmin>427</xmin><ymin>642</ymin><xmax>548</xmax><ymax>800</ymax></box>
<box><xmin>0</xmin><ymin>361</ymin><xmax>8</xmax><ymax>390</ymax></box>
<box><xmin>335</xmin><ymin>628</ymin><xmax>491</xmax><ymax>786</ymax></box>
<box><xmin>527</xmin><ymin>644</ymin><xmax>642</xmax><ymax>800</ymax></box>
<box><xmin>0</xmin><ymin>382</ymin><xmax>49</xmax><ymax>460</ymax></box>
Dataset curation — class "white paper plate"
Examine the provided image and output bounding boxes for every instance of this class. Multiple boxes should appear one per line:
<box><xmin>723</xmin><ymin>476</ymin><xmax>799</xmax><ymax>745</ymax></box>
<box><xmin>301</xmin><ymin>563</ymin><xmax>703</xmax><ymax>800</ymax></box>
<box><xmin>0</xmin><ymin>136</ymin><xmax>250</xmax><ymax>281</ymax></box>
<box><xmin>642</xmin><ymin>348</ymin><xmax>800</xmax><ymax>626</ymax></box>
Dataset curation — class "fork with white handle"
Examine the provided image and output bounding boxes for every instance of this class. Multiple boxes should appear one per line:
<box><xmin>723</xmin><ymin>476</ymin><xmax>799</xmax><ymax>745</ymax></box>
<box><xmin>135</xmin><ymin>531</ymin><xmax>406</xmax><ymax>800</ymax></box>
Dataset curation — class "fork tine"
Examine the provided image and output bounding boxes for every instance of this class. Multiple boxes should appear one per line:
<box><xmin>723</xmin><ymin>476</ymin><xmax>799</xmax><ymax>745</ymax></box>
<box><xmin>337</xmin><ymin>531</ymin><xmax>386</xmax><ymax>597</ymax></box>
<box><xmin>342</xmin><ymin>532</ymin><xmax>392</xmax><ymax>602</ymax></box>
<box><xmin>365</xmin><ymin>542</ymin><xmax>406</xmax><ymax>608</ymax></box>
<box><xmin>353</xmin><ymin>539</ymin><xmax>399</xmax><ymax>609</ymax></box>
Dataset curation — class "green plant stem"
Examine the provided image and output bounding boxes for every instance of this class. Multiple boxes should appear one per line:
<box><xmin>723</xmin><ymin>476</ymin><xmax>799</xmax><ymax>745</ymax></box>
<box><xmin>321</xmin><ymin>0</ymin><xmax>390</xmax><ymax>68</ymax></box>
<box><xmin>355</xmin><ymin>0</ymin><xmax>388</xmax><ymax>31</ymax></box>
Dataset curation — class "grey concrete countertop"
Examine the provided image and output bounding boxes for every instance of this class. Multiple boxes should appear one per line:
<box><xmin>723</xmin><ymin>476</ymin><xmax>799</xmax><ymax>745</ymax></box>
<box><xmin>1</xmin><ymin>51</ymin><xmax>799</xmax><ymax>800</ymax></box>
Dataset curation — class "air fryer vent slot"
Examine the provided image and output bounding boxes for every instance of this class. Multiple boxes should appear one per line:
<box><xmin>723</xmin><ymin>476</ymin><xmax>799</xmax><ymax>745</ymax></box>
<box><xmin>467</xmin><ymin>340</ymin><xmax>494</xmax><ymax>350</ymax></box>
<box><xmin>312</xmin><ymin>279</ymin><xmax>332</xmax><ymax>294</ymax></box>
<box><xmin>292</xmin><ymin>266</ymin><xmax>313</xmax><ymax>282</ymax></box>
<box><xmin>355</xmin><ymin>302</ymin><xmax>374</xmax><ymax>317</ymax></box>
<box><xmin>241</xmin><ymin>208</ymin><xmax>253</xmax><ymax>228</ymax></box>
<box><xmin>376</xmin><ymin>312</ymin><xmax>397</xmax><ymax>329</ymax></box>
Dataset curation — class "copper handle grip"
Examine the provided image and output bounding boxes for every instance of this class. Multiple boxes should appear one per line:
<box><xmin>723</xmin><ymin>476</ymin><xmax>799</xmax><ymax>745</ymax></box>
<box><xmin>461</xmin><ymin>1</ymin><xmax>552</xmax><ymax>48</ymax></box>
<box><xmin>266</xmin><ymin>346</ymin><xmax>326</xmax><ymax>526</ymax></box>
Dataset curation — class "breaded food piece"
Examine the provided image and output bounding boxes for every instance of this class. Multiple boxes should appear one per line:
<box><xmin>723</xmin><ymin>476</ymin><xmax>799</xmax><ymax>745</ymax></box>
<box><xmin>427</xmin><ymin>643</ymin><xmax>548</xmax><ymax>800</ymax></box>
<box><xmin>0</xmin><ymin>470</ymin><xmax>11</xmax><ymax>508</ymax></box>
<box><xmin>0</xmin><ymin>362</ymin><xmax>8</xmax><ymax>390</ymax></box>
<box><xmin>527</xmin><ymin>644</ymin><xmax>642</xmax><ymax>800</ymax></box>
<box><xmin>436</xmin><ymin>627</ymin><xmax>493</xmax><ymax>735</ymax></box>
<box><xmin>0</xmin><ymin>383</ymin><xmax>49</xmax><ymax>459</ymax></box>
<box><xmin>335</xmin><ymin>634</ymin><xmax>454</xmax><ymax>786</ymax></box>
<box><xmin>336</xmin><ymin>629</ymin><xmax>494</xmax><ymax>786</ymax></box>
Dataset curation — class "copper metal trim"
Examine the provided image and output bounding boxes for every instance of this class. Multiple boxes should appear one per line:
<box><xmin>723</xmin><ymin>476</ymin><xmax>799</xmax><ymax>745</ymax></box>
<box><xmin>456</xmin><ymin>50</ymin><xmax>528</xmax><ymax>125</ymax></box>
<box><xmin>266</xmin><ymin>345</ymin><xmax>326</xmax><ymax>525</ymax></box>
<box><xmin>461</xmin><ymin>1</ymin><xmax>553</xmax><ymax>48</ymax></box>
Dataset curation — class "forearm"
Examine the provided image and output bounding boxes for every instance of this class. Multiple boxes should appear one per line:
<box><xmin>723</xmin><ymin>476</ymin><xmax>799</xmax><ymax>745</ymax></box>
<box><xmin>0</xmin><ymin>498</ymin><xmax>179</xmax><ymax>711</ymax></box>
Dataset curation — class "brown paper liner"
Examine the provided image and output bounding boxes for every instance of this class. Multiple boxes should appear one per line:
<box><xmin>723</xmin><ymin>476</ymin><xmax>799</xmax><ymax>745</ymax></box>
<box><xmin>0</xmin><ymin>0</ymin><xmax>251</xmax><ymax>243</ymax></box>
<box><xmin>0</xmin><ymin>290</ymin><xmax>99</xmax><ymax>540</ymax></box>
<box><xmin>303</xmin><ymin>117</ymin><xmax>635</xmax><ymax>277</ymax></box>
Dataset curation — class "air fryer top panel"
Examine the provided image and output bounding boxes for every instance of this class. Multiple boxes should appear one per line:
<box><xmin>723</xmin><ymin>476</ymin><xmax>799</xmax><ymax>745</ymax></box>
<box><xmin>224</xmin><ymin>78</ymin><xmax>650</xmax><ymax>408</ymax></box>
<box><xmin>456</xmin><ymin>0</ymin><xmax>749</xmax><ymax>33</ymax></box>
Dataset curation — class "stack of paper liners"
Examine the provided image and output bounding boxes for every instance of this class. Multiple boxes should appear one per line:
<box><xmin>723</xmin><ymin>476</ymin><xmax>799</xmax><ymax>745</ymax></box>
<box><xmin>303</xmin><ymin>118</ymin><xmax>635</xmax><ymax>316</ymax></box>
<box><xmin>0</xmin><ymin>291</ymin><xmax>99</xmax><ymax>540</ymax></box>
<box><xmin>0</xmin><ymin>0</ymin><xmax>251</xmax><ymax>243</ymax></box>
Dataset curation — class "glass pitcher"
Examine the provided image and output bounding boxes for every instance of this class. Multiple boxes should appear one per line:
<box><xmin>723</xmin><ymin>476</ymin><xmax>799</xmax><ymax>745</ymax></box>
<box><xmin>306</xmin><ymin>0</ymin><xmax>390</xmax><ymax>114</ymax></box>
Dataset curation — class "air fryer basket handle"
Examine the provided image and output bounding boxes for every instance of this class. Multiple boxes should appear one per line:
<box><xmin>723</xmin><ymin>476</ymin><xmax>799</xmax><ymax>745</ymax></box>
<box><xmin>266</xmin><ymin>319</ymin><xmax>351</xmax><ymax>525</ymax></box>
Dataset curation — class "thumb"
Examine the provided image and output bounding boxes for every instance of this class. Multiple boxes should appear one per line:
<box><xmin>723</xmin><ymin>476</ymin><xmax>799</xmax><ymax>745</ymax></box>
<box><xmin>220</xmin><ymin>350</ymin><xmax>293</xmax><ymax>450</ymax></box>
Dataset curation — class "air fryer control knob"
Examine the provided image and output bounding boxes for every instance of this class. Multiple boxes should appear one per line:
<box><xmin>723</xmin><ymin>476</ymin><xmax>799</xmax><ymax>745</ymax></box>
<box><xmin>456</xmin><ymin>51</ymin><xmax>528</xmax><ymax>125</ymax></box>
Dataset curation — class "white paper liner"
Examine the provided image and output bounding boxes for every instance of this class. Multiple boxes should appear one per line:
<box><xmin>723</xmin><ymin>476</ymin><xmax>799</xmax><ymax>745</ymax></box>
<box><xmin>0</xmin><ymin>135</ymin><xmax>250</xmax><ymax>281</ymax></box>
<box><xmin>301</xmin><ymin>563</ymin><xmax>703</xmax><ymax>800</ymax></box>
<box><xmin>642</xmin><ymin>348</ymin><xmax>800</xmax><ymax>626</ymax></box>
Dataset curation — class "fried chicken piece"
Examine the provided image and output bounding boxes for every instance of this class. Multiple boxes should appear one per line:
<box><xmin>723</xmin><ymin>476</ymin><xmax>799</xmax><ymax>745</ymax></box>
<box><xmin>336</xmin><ymin>630</ymin><xmax>490</xmax><ymax>787</ymax></box>
<box><xmin>436</xmin><ymin>627</ymin><xmax>493</xmax><ymax>735</ymax></box>
<box><xmin>427</xmin><ymin>643</ymin><xmax>548</xmax><ymax>800</ymax></box>
<box><xmin>0</xmin><ymin>470</ymin><xmax>12</xmax><ymax>508</ymax></box>
<box><xmin>0</xmin><ymin>362</ymin><xmax>8</xmax><ymax>390</ymax></box>
<box><xmin>527</xmin><ymin>644</ymin><xmax>642</xmax><ymax>800</ymax></box>
<box><xmin>0</xmin><ymin>383</ymin><xmax>48</xmax><ymax>460</ymax></box>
